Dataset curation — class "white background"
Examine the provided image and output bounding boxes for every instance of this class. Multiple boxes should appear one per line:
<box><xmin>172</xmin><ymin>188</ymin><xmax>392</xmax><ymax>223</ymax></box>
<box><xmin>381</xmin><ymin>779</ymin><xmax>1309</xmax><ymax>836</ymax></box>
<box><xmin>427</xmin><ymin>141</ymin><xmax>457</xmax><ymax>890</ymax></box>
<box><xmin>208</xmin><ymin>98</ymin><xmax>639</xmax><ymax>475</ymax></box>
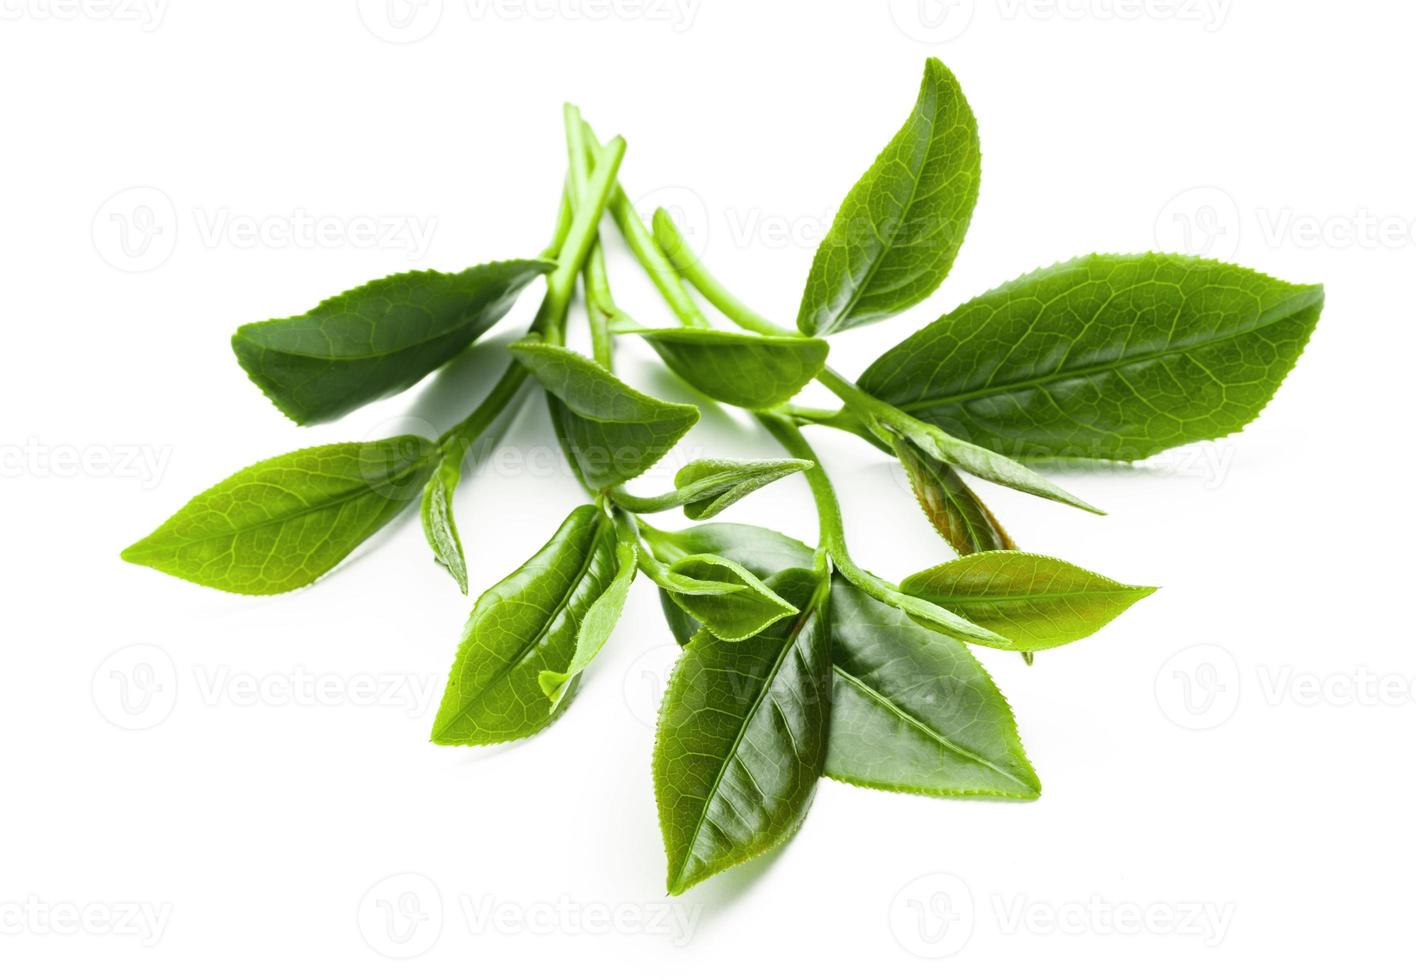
<box><xmin>2</xmin><ymin>0</ymin><xmax>1411</xmax><ymax>974</ymax></box>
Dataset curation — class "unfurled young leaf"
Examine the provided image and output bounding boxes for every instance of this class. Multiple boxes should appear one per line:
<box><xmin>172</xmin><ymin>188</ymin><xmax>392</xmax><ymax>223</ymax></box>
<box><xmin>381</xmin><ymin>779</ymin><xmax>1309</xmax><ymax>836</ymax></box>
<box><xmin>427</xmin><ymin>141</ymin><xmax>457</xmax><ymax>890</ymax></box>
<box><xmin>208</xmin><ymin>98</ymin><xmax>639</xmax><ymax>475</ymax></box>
<box><xmin>676</xmin><ymin>458</ymin><xmax>812</xmax><ymax>519</ymax></box>
<box><xmin>900</xmin><ymin>552</ymin><xmax>1155</xmax><ymax>652</ymax></box>
<box><xmin>617</xmin><ymin>324</ymin><xmax>829</xmax><ymax>409</ymax></box>
<box><xmin>612</xmin><ymin>458</ymin><xmax>811</xmax><ymax>519</ymax></box>
<box><xmin>508</xmin><ymin>341</ymin><xmax>699</xmax><ymax>490</ymax></box>
<box><xmin>431</xmin><ymin>505</ymin><xmax>618</xmax><ymax>746</ymax></box>
<box><xmin>654</xmin><ymin>568</ymin><xmax>832</xmax><ymax>894</ymax></box>
<box><xmin>798</xmin><ymin>58</ymin><xmax>980</xmax><ymax>337</ymax></box>
<box><xmin>859</xmin><ymin>253</ymin><xmax>1324</xmax><ymax>461</ymax></box>
<box><xmin>122</xmin><ymin>437</ymin><xmax>436</xmax><ymax>595</ymax></box>
<box><xmin>891</xmin><ymin>413</ymin><xmax>1103</xmax><ymax>515</ymax></box>
<box><xmin>640</xmin><ymin>547</ymin><xmax>798</xmax><ymax>643</ymax></box>
<box><xmin>420</xmin><ymin>453</ymin><xmax>469</xmax><ymax>594</ymax></box>
<box><xmin>893</xmin><ymin>436</ymin><xmax>1014</xmax><ymax>555</ymax></box>
<box><xmin>538</xmin><ymin>512</ymin><xmax>638</xmax><ymax>707</ymax></box>
<box><xmin>233</xmin><ymin>260</ymin><xmax>552</xmax><ymax>425</ymax></box>
<box><xmin>827</xmin><ymin>578</ymin><xmax>1039</xmax><ymax>799</ymax></box>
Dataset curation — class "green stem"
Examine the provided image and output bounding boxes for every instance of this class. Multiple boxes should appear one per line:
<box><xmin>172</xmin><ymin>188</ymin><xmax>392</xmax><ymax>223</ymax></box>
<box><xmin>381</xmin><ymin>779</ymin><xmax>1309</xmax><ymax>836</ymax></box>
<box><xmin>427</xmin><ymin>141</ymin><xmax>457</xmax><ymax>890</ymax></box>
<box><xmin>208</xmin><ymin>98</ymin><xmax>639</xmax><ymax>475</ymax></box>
<box><xmin>542</xmin><ymin>133</ymin><xmax>627</xmax><ymax>343</ymax></box>
<box><xmin>437</xmin><ymin>359</ymin><xmax>530</xmax><ymax>458</ymax></box>
<box><xmin>580</xmin><ymin>123</ymin><xmax>711</xmax><ymax>329</ymax></box>
<box><xmin>607</xmin><ymin>485</ymin><xmax>679</xmax><ymax>514</ymax></box>
<box><xmin>755</xmin><ymin>412</ymin><xmax>846</xmax><ymax>557</ymax></box>
<box><xmin>564</xmin><ymin>105</ymin><xmax>618</xmax><ymax>368</ymax></box>
<box><xmin>652</xmin><ymin>210</ymin><xmax>791</xmax><ymax>337</ymax></box>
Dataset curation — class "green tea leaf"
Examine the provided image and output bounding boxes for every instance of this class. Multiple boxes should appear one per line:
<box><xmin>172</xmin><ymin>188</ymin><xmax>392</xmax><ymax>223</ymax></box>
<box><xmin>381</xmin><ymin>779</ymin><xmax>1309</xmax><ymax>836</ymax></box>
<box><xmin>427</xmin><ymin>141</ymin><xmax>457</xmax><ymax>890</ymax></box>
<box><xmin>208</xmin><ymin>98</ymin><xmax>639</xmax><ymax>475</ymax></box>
<box><xmin>827</xmin><ymin>578</ymin><xmax>1039</xmax><ymax>799</ymax></box>
<box><xmin>509</xmin><ymin>341</ymin><xmax>699</xmax><ymax>490</ymax></box>
<box><xmin>538</xmin><ymin>512</ymin><xmax>638</xmax><ymax>707</ymax></box>
<box><xmin>677</xmin><ymin>458</ymin><xmax>812</xmax><ymax>519</ymax></box>
<box><xmin>619</xmin><ymin>325</ymin><xmax>829</xmax><ymax>409</ymax></box>
<box><xmin>612</xmin><ymin>458</ymin><xmax>811</xmax><ymax>519</ymax></box>
<box><xmin>122</xmin><ymin>437</ymin><xmax>436</xmax><ymax>595</ymax></box>
<box><xmin>900</xmin><ymin>552</ymin><xmax>1155</xmax><ymax>652</ymax></box>
<box><xmin>891</xmin><ymin>413</ymin><xmax>1103</xmax><ymax>515</ymax></box>
<box><xmin>420</xmin><ymin>453</ymin><xmax>469</xmax><ymax>594</ymax></box>
<box><xmin>798</xmin><ymin>58</ymin><xmax>980</xmax><ymax>336</ymax></box>
<box><xmin>431</xmin><ymin>505</ymin><xmax>618</xmax><ymax>746</ymax></box>
<box><xmin>233</xmin><ymin>260</ymin><xmax>552</xmax><ymax>425</ymax></box>
<box><xmin>893</xmin><ymin>436</ymin><xmax>1014</xmax><ymax>555</ymax></box>
<box><xmin>654</xmin><ymin>568</ymin><xmax>832</xmax><ymax>894</ymax></box>
<box><xmin>638</xmin><ymin>521</ymin><xmax>813</xmax><ymax>579</ymax></box>
<box><xmin>859</xmin><ymin>253</ymin><xmax>1324</xmax><ymax>460</ymax></box>
<box><xmin>640</xmin><ymin>547</ymin><xmax>798</xmax><ymax>643</ymax></box>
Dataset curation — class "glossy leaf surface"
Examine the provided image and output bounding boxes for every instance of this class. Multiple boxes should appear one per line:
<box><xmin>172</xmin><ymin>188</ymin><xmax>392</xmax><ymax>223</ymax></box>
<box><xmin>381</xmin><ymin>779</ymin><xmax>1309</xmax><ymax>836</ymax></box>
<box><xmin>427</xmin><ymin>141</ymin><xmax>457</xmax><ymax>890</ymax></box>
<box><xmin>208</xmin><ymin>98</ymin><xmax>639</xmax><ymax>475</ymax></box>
<box><xmin>509</xmin><ymin>341</ymin><xmax>699</xmax><ymax>490</ymax></box>
<box><xmin>893</xmin><ymin>436</ymin><xmax>1014</xmax><ymax>555</ymax></box>
<box><xmin>798</xmin><ymin>58</ymin><xmax>980</xmax><ymax>336</ymax></box>
<box><xmin>233</xmin><ymin>260</ymin><xmax>551</xmax><ymax>424</ymax></box>
<box><xmin>122</xmin><ymin>437</ymin><xmax>435</xmax><ymax>595</ymax></box>
<box><xmin>431</xmin><ymin>505</ymin><xmax>617</xmax><ymax>745</ymax></box>
<box><xmin>859</xmin><ymin>253</ymin><xmax>1324</xmax><ymax>460</ymax></box>
<box><xmin>827</xmin><ymin>578</ymin><xmax>1039</xmax><ymax>798</ymax></box>
<box><xmin>654</xmin><ymin>569</ymin><xmax>832</xmax><ymax>894</ymax></box>
<box><xmin>901</xmin><ymin>552</ymin><xmax>1155</xmax><ymax>651</ymax></box>
<box><xmin>623</xmin><ymin>325</ymin><xmax>829</xmax><ymax>409</ymax></box>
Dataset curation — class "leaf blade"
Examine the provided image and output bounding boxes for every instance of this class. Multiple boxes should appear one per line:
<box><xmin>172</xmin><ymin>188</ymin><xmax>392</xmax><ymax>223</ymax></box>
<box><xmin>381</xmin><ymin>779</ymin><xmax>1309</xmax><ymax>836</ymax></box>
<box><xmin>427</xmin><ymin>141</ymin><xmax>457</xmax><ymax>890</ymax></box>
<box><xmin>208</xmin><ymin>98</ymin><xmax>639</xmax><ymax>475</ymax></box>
<box><xmin>900</xmin><ymin>551</ymin><xmax>1155</xmax><ymax>652</ymax></box>
<box><xmin>430</xmin><ymin>505</ymin><xmax>618</xmax><ymax>746</ymax></box>
<box><xmin>121</xmin><ymin>437</ymin><xmax>436</xmax><ymax>595</ymax></box>
<box><xmin>233</xmin><ymin>260</ymin><xmax>552</xmax><ymax>425</ymax></box>
<box><xmin>859</xmin><ymin>253</ymin><xmax>1324</xmax><ymax>460</ymax></box>
<box><xmin>509</xmin><ymin>341</ymin><xmax>699</xmax><ymax>491</ymax></box>
<box><xmin>622</xmin><ymin>326</ymin><xmax>829</xmax><ymax>409</ymax></box>
<box><xmin>654</xmin><ymin>568</ymin><xmax>832</xmax><ymax>894</ymax></box>
<box><xmin>893</xmin><ymin>436</ymin><xmax>1015</xmax><ymax>555</ymax></box>
<box><xmin>798</xmin><ymin>58</ymin><xmax>980</xmax><ymax>336</ymax></box>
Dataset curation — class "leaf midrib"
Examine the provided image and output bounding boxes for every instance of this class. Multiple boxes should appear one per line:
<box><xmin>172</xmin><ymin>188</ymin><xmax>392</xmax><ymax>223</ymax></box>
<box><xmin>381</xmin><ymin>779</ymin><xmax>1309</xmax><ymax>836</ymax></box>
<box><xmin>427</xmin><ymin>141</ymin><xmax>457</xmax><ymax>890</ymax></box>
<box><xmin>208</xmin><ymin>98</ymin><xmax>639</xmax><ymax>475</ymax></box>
<box><xmin>832</xmin><ymin>666</ymin><xmax>1034</xmax><ymax>792</ymax></box>
<box><xmin>670</xmin><ymin>596</ymin><xmax>822</xmax><ymax>891</ymax></box>
<box><xmin>888</xmin><ymin>291</ymin><xmax>1320</xmax><ymax>413</ymax></box>
<box><xmin>135</xmin><ymin>447</ymin><xmax>431</xmax><ymax>549</ymax></box>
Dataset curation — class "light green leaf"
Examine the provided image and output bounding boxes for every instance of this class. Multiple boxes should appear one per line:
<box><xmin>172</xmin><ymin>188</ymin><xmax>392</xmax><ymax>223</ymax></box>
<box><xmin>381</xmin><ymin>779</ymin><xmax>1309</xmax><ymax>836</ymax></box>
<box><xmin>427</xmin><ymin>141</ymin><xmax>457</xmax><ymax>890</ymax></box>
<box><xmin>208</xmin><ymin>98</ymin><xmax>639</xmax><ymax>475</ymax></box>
<box><xmin>654</xmin><ymin>568</ymin><xmax>832</xmax><ymax>894</ymax></box>
<box><xmin>900</xmin><ymin>552</ymin><xmax>1156</xmax><ymax>652</ymax></box>
<box><xmin>619</xmin><ymin>324</ymin><xmax>829</xmax><ymax>409</ymax></box>
<box><xmin>612</xmin><ymin>458</ymin><xmax>811</xmax><ymax>519</ymax></box>
<box><xmin>420</xmin><ymin>453</ymin><xmax>469</xmax><ymax>594</ymax></box>
<box><xmin>430</xmin><ymin>505</ymin><xmax>618</xmax><ymax>746</ymax></box>
<box><xmin>538</xmin><ymin>513</ymin><xmax>638</xmax><ymax>706</ymax></box>
<box><xmin>798</xmin><ymin>58</ymin><xmax>980</xmax><ymax>336</ymax></box>
<box><xmin>640</xmin><ymin>547</ymin><xmax>798</xmax><ymax>643</ymax></box>
<box><xmin>232</xmin><ymin>260</ymin><xmax>552</xmax><ymax>425</ymax></box>
<box><xmin>122</xmin><ymin>437</ymin><xmax>436</xmax><ymax>595</ymax></box>
<box><xmin>827</xmin><ymin>578</ymin><xmax>1039</xmax><ymax>799</ymax></box>
<box><xmin>859</xmin><ymin>253</ymin><xmax>1324</xmax><ymax>461</ymax></box>
<box><xmin>509</xmin><ymin>341</ymin><xmax>699</xmax><ymax>491</ymax></box>
<box><xmin>893</xmin><ymin>435</ymin><xmax>1014</xmax><ymax>555</ymax></box>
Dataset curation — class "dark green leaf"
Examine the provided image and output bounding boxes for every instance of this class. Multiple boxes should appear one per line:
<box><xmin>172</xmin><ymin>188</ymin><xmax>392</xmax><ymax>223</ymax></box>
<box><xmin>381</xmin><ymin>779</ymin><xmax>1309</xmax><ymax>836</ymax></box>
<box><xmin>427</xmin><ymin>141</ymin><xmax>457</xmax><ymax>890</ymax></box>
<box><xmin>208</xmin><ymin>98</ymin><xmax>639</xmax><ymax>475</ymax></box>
<box><xmin>430</xmin><ymin>505</ymin><xmax>618</xmax><ymax>746</ymax></box>
<box><xmin>893</xmin><ymin>436</ymin><xmax>1014</xmax><ymax>555</ymax></box>
<box><xmin>859</xmin><ymin>253</ymin><xmax>1324</xmax><ymax>460</ymax></box>
<box><xmin>509</xmin><ymin>341</ymin><xmax>699</xmax><ymax>491</ymax></box>
<box><xmin>122</xmin><ymin>437</ymin><xmax>436</xmax><ymax>595</ymax></box>
<box><xmin>232</xmin><ymin>260</ymin><xmax>552</xmax><ymax>425</ymax></box>
<box><xmin>798</xmin><ymin>58</ymin><xmax>980</xmax><ymax>336</ymax></box>
<box><xmin>654</xmin><ymin>569</ymin><xmax>832</xmax><ymax>894</ymax></box>
<box><xmin>620</xmin><ymin>325</ymin><xmax>829</xmax><ymax>409</ymax></box>
<box><xmin>827</xmin><ymin>578</ymin><xmax>1039</xmax><ymax>799</ymax></box>
<box><xmin>900</xmin><ymin>552</ymin><xmax>1155</xmax><ymax>652</ymax></box>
